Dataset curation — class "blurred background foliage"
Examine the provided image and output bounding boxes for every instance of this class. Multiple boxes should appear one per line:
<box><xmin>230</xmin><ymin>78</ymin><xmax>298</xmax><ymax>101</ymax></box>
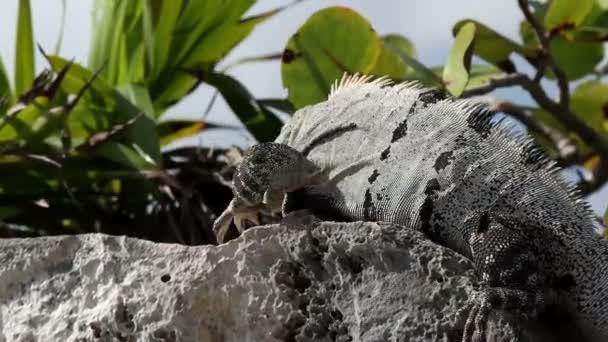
<box><xmin>0</xmin><ymin>0</ymin><xmax>607</xmax><ymax>244</ymax></box>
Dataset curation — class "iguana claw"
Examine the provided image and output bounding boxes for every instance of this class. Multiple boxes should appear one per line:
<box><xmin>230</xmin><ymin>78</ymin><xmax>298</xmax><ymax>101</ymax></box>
<box><xmin>458</xmin><ymin>287</ymin><xmax>543</xmax><ymax>342</ymax></box>
<box><xmin>213</xmin><ymin>199</ymin><xmax>264</xmax><ymax>243</ymax></box>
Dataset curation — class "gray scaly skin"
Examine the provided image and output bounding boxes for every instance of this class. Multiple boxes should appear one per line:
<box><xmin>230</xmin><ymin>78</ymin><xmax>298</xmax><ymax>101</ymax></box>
<box><xmin>213</xmin><ymin>74</ymin><xmax>608</xmax><ymax>341</ymax></box>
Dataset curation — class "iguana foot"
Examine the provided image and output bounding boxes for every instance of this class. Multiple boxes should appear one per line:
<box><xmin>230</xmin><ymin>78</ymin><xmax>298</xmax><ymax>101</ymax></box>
<box><xmin>213</xmin><ymin>199</ymin><xmax>263</xmax><ymax>243</ymax></box>
<box><xmin>458</xmin><ymin>287</ymin><xmax>543</xmax><ymax>342</ymax></box>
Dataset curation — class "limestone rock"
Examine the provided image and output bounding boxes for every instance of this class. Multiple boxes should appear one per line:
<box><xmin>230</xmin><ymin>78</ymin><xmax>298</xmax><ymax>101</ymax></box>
<box><xmin>0</xmin><ymin>220</ymin><xmax>583</xmax><ymax>341</ymax></box>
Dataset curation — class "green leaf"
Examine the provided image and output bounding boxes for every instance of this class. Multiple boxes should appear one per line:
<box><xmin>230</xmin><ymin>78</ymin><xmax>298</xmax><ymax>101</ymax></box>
<box><xmin>54</xmin><ymin>0</ymin><xmax>67</xmax><ymax>54</ymax></box>
<box><xmin>151</xmin><ymin>73</ymin><xmax>198</xmax><ymax>113</ymax></box>
<box><xmin>47</xmin><ymin>56</ymin><xmax>161</xmax><ymax>163</ymax></box>
<box><xmin>112</xmin><ymin>92</ymin><xmax>162</xmax><ymax>163</ymax></box>
<box><xmin>206</xmin><ymin>72</ymin><xmax>282</xmax><ymax>142</ymax></box>
<box><xmin>89</xmin><ymin>0</ymin><xmax>116</xmax><ymax>71</ymax></box>
<box><xmin>370</xmin><ymin>45</ymin><xmax>407</xmax><ymax>80</ymax></box>
<box><xmin>0</xmin><ymin>100</ymin><xmax>42</xmax><ymax>140</ymax></box>
<box><xmin>116</xmin><ymin>83</ymin><xmax>156</xmax><ymax>118</ymax></box>
<box><xmin>281</xmin><ymin>7</ymin><xmax>383</xmax><ymax>108</ymax></box>
<box><xmin>172</xmin><ymin>0</ymin><xmax>255</xmax><ymax>65</ymax></box>
<box><xmin>382</xmin><ymin>34</ymin><xmax>416</xmax><ymax>58</ymax></box>
<box><xmin>96</xmin><ymin>141</ymin><xmax>157</xmax><ymax>170</ymax></box>
<box><xmin>151</xmin><ymin>0</ymin><xmax>182</xmax><ymax>78</ymax></box>
<box><xmin>15</xmin><ymin>0</ymin><xmax>35</xmax><ymax>97</ymax></box>
<box><xmin>182</xmin><ymin>6</ymin><xmax>275</xmax><ymax>67</ymax></box>
<box><xmin>47</xmin><ymin>56</ymin><xmax>116</xmax><ymax>108</ymax></box>
<box><xmin>544</xmin><ymin>0</ymin><xmax>594</xmax><ymax>30</ymax></box>
<box><xmin>0</xmin><ymin>57</ymin><xmax>13</xmax><ymax>113</ymax></box>
<box><xmin>453</xmin><ymin>20</ymin><xmax>524</xmax><ymax>72</ymax></box>
<box><xmin>549</xmin><ymin>35</ymin><xmax>604</xmax><ymax>80</ymax></box>
<box><xmin>257</xmin><ymin>98</ymin><xmax>295</xmax><ymax>114</ymax></box>
<box><xmin>382</xmin><ymin>34</ymin><xmax>443</xmax><ymax>87</ymax></box>
<box><xmin>443</xmin><ymin>22</ymin><xmax>476</xmax><ymax>97</ymax></box>
<box><xmin>150</xmin><ymin>0</ymin><xmax>265</xmax><ymax>113</ymax></box>
<box><xmin>571</xmin><ymin>80</ymin><xmax>608</xmax><ymax>134</ymax></box>
<box><xmin>105</xmin><ymin>1</ymin><xmax>130</xmax><ymax>85</ymax></box>
<box><xmin>530</xmin><ymin>107</ymin><xmax>593</xmax><ymax>160</ymax></box>
<box><xmin>466</xmin><ymin>65</ymin><xmax>504</xmax><ymax>89</ymax></box>
<box><xmin>157</xmin><ymin>119</ymin><xmax>238</xmax><ymax>146</ymax></box>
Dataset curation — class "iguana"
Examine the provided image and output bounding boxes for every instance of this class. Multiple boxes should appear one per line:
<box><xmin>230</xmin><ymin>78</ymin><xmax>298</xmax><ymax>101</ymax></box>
<box><xmin>212</xmin><ymin>74</ymin><xmax>608</xmax><ymax>341</ymax></box>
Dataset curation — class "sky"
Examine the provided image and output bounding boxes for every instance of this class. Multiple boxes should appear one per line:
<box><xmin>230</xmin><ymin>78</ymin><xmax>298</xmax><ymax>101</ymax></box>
<box><xmin>0</xmin><ymin>0</ymin><xmax>607</xmax><ymax>214</ymax></box>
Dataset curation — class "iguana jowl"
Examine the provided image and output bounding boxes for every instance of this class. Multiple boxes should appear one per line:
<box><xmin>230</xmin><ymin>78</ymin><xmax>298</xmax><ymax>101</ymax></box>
<box><xmin>213</xmin><ymin>74</ymin><xmax>608</xmax><ymax>341</ymax></box>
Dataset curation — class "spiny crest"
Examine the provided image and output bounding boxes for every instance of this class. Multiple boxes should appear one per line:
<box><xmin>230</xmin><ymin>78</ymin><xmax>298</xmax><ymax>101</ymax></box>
<box><xmin>329</xmin><ymin>73</ymin><xmax>393</xmax><ymax>98</ymax></box>
<box><xmin>490</xmin><ymin>120</ymin><xmax>596</xmax><ymax>225</ymax></box>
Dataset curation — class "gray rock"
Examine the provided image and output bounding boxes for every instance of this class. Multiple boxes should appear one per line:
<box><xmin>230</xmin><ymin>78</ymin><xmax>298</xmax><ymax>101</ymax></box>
<box><xmin>0</xmin><ymin>220</ymin><xmax>584</xmax><ymax>341</ymax></box>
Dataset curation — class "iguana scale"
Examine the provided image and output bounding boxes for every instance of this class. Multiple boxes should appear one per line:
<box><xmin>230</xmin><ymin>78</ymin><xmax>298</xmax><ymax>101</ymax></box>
<box><xmin>213</xmin><ymin>74</ymin><xmax>608</xmax><ymax>341</ymax></box>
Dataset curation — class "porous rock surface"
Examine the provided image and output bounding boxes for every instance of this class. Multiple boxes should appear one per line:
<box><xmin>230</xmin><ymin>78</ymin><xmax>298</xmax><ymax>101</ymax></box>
<box><xmin>0</xmin><ymin>219</ymin><xmax>581</xmax><ymax>341</ymax></box>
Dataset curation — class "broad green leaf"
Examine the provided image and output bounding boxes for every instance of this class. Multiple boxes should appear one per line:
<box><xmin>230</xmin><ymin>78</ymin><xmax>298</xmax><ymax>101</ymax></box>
<box><xmin>206</xmin><ymin>72</ymin><xmax>282</xmax><ymax>142</ymax></box>
<box><xmin>382</xmin><ymin>34</ymin><xmax>443</xmax><ymax>87</ymax></box>
<box><xmin>466</xmin><ymin>65</ymin><xmax>504</xmax><ymax>89</ymax></box>
<box><xmin>520</xmin><ymin>20</ymin><xmax>539</xmax><ymax>49</ymax></box>
<box><xmin>583</xmin><ymin>0</ymin><xmax>608</xmax><ymax>28</ymax></box>
<box><xmin>0</xmin><ymin>58</ymin><xmax>13</xmax><ymax>113</ymax></box>
<box><xmin>453</xmin><ymin>20</ymin><xmax>524</xmax><ymax>72</ymax></box>
<box><xmin>281</xmin><ymin>7</ymin><xmax>382</xmax><ymax>108</ymax></box>
<box><xmin>382</xmin><ymin>34</ymin><xmax>416</xmax><ymax>58</ymax></box>
<box><xmin>549</xmin><ymin>35</ymin><xmax>604</xmax><ymax>80</ymax></box>
<box><xmin>443</xmin><ymin>22</ymin><xmax>476</xmax><ymax>97</ymax></box>
<box><xmin>15</xmin><ymin>0</ymin><xmax>35</xmax><ymax>97</ymax></box>
<box><xmin>544</xmin><ymin>0</ymin><xmax>594</xmax><ymax>30</ymax></box>
<box><xmin>572</xmin><ymin>25</ymin><xmax>608</xmax><ymax>41</ymax></box>
<box><xmin>571</xmin><ymin>80</ymin><xmax>608</xmax><ymax>133</ymax></box>
<box><xmin>369</xmin><ymin>45</ymin><xmax>407</xmax><ymax>79</ymax></box>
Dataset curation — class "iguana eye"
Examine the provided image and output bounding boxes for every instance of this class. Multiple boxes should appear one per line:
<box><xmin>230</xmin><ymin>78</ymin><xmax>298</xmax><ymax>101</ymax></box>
<box><xmin>477</xmin><ymin>211</ymin><xmax>490</xmax><ymax>233</ymax></box>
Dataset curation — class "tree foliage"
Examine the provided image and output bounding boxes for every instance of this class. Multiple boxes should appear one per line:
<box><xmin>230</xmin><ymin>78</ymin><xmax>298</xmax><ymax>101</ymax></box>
<box><xmin>0</xmin><ymin>0</ymin><xmax>607</xmax><ymax>243</ymax></box>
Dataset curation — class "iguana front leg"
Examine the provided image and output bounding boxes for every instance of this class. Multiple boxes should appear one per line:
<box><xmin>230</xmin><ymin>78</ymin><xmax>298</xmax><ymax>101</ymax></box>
<box><xmin>213</xmin><ymin>142</ymin><xmax>324</xmax><ymax>243</ymax></box>
<box><xmin>461</xmin><ymin>287</ymin><xmax>544</xmax><ymax>342</ymax></box>
<box><xmin>459</xmin><ymin>213</ymin><xmax>546</xmax><ymax>342</ymax></box>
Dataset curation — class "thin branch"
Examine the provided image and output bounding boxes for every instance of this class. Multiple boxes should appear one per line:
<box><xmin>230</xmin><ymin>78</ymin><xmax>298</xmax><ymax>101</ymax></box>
<box><xmin>517</xmin><ymin>0</ymin><xmax>570</xmax><ymax>108</ymax></box>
